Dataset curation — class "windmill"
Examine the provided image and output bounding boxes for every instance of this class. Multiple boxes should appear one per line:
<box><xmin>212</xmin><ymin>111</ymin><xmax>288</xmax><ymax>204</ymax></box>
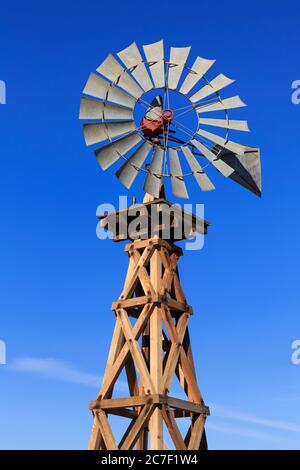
<box><xmin>79</xmin><ymin>40</ymin><xmax>261</xmax><ymax>450</ymax></box>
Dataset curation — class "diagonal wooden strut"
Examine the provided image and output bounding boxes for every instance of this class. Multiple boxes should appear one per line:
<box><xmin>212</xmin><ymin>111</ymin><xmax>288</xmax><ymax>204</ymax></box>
<box><xmin>89</xmin><ymin>237</ymin><xmax>209</xmax><ymax>450</ymax></box>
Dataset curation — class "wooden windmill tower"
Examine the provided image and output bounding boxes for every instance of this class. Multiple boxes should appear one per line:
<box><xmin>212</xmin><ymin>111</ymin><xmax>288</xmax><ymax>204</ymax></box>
<box><xmin>79</xmin><ymin>40</ymin><xmax>262</xmax><ymax>450</ymax></box>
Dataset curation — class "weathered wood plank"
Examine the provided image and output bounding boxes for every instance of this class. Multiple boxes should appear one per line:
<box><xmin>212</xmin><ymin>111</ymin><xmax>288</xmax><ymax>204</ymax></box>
<box><xmin>99</xmin><ymin>395</ymin><xmax>159</xmax><ymax>409</ymax></box>
<box><xmin>125</xmin><ymin>238</ymin><xmax>183</xmax><ymax>255</ymax></box>
<box><xmin>166</xmin><ymin>396</ymin><xmax>209</xmax><ymax>415</ymax></box>
<box><xmin>161</xmin><ymin>405</ymin><xmax>186</xmax><ymax>450</ymax></box>
<box><xmin>188</xmin><ymin>414</ymin><xmax>206</xmax><ymax>450</ymax></box>
<box><xmin>120</xmin><ymin>246</ymin><xmax>155</xmax><ymax>299</ymax></box>
<box><xmin>99</xmin><ymin>303</ymin><xmax>154</xmax><ymax>399</ymax></box>
<box><xmin>95</xmin><ymin>411</ymin><xmax>118</xmax><ymax>450</ymax></box>
<box><xmin>120</xmin><ymin>400</ymin><xmax>155</xmax><ymax>450</ymax></box>
<box><xmin>162</xmin><ymin>314</ymin><xmax>188</xmax><ymax>392</ymax></box>
<box><xmin>149</xmin><ymin>248</ymin><xmax>163</xmax><ymax>450</ymax></box>
<box><xmin>89</xmin><ymin>318</ymin><xmax>125</xmax><ymax>449</ymax></box>
<box><xmin>117</xmin><ymin>308</ymin><xmax>155</xmax><ymax>395</ymax></box>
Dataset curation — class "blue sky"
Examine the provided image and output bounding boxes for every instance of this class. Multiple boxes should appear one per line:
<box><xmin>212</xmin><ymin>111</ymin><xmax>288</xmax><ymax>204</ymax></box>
<box><xmin>0</xmin><ymin>0</ymin><xmax>300</xmax><ymax>450</ymax></box>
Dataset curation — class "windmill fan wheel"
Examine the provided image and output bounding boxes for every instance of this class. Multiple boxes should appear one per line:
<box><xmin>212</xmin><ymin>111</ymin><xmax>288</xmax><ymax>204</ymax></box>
<box><xmin>80</xmin><ymin>40</ymin><xmax>262</xmax><ymax>199</ymax></box>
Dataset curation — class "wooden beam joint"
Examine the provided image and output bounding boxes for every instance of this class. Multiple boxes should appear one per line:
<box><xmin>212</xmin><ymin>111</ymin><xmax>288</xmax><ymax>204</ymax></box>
<box><xmin>90</xmin><ymin>395</ymin><xmax>209</xmax><ymax>416</ymax></box>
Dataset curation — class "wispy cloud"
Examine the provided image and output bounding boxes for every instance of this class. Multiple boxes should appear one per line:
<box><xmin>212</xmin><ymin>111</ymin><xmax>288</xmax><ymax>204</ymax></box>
<box><xmin>207</xmin><ymin>423</ymin><xmax>300</xmax><ymax>448</ymax></box>
<box><xmin>212</xmin><ymin>403</ymin><xmax>300</xmax><ymax>434</ymax></box>
<box><xmin>9</xmin><ymin>357</ymin><xmax>300</xmax><ymax>448</ymax></box>
<box><xmin>10</xmin><ymin>356</ymin><xmax>127</xmax><ymax>391</ymax></box>
<box><xmin>164</xmin><ymin>389</ymin><xmax>300</xmax><ymax>439</ymax></box>
<box><xmin>10</xmin><ymin>357</ymin><xmax>101</xmax><ymax>387</ymax></box>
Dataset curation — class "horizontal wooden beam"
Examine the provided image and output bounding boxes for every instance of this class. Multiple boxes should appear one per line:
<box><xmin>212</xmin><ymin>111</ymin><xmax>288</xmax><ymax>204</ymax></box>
<box><xmin>112</xmin><ymin>295</ymin><xmax>192</xmax><ymax>315</ymax></box>
<box><xmin>91</xmin><ymin>394</ymin><xmax>209</xmax><ymax>417</ymax></box>
<box><xmin>125</xmin><ymin>238</ymin><xmax>183</xmax><ymax>256</ymax></box>
<box><xmin>106</xmin><ymin>408</ymin><xmax>137</xmax><ymax>420</ymax></box>
<box><xmin>105</xmin><ymin>408</ymin><xmax>138</xmax><ymax>419</ymax></box>
<box><xmin>166</xmin><ymin>397</ymin><xmax>210</xmax><ymax>416</ymax></box>
<box><xmin>112</xmin><ymin>296</ymin><xmax>153</xmax><ymax>310</ymax></box>
<box><xmin>94</xmin><ymin>395</ymin><xmax>160</xmax><ymax>410</ymax></box>
<box><xmin>167</xmin><ymin>298</ymin><xmax>192</xmax><ymax>314</ymax></box>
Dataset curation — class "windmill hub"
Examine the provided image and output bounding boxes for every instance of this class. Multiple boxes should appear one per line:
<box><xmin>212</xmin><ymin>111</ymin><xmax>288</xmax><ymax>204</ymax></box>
<box><xmin>135</xmin><ymin>90</ymin><xmax>198</xmax><ymax>150</ymax></box>
<box><xmin>141</xmin><ymin>103</ymin><xmax>174</xmax><ymax>143</ymax></box>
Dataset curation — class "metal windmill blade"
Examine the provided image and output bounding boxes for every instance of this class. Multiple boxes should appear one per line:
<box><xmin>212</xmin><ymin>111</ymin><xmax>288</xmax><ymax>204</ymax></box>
<box><xmin>117</xmin><ymin>42</ymin><xmax>154</xmax><ymax>92</ymax></box>
<box><xmin>180</xmin><ymin>56</ymin><xmax>216</xmax><ymax>95</ymax></box>
<box><xmin>116</xmin><ymin>142</ymin><xmax>153</xmax><ymax>189</ymax></box>
<box><xmin>143</xmin><ymin>40</ymin><xmax>165</xmax><ymax>89</ymax></box>
<box><xmin>143</xmin><ymin>146</ymin><xmax>164</xmax><ymax>198</ymax></box>
<box><xmin>196</xmin><ymin>95</ymin><xmax>247</xmax><ymax>113</ymax></box>
<box><xmin>197</xmin><ymin>128</ymin><xmax>249</xmax><ymax>155</ymax></box>
<box><xmin>191</xmin><ymin>139</ymin><xmax>235</xmax><ymax>178</ymax></box>
<box><xmin>79</xmin><ymin>97</ymin><xmax>133</xmax><ymax>121</ymax></box>
<box><xmin>96</xmin><ymin>54</ymin><xmax>144</xmax><ymax>99</ymax></box>
<box><xmin>190</xmin><ymin>74</ymin><xmax>235</xmax><ymax>103</ymax></box>
<box><xmin>82</xmin><ymin>73</ymin><xmax>136</xmax><ymax>109</ymax></box>
<box><xmin>198</xmin><ymin>117</ymin><xmax>249</xmax><ymax>132</ymax></box>
<box><xmin>80</xmin><ymin>41</ymin><xmax>262</xmax><ymax>200</ymax></box>
<box><xmin>168</xmin><ymin>47</ymin><xmax>191</xmax><ymax>90</ymax></box>
<box><xmin>95</xmin><ymin>132</ymin><xmax>143</xmax><ymax>170</ymax></box>
<box><xmin>169</xmin><ymin>148</ymin><xmax>189</xmax><ymax>198</ymax></box>
<box><xmin>181</xmin><ymin>146</ymin><xmax>215</xmax><ymax>191</ymax></box>
<box><xmin>83</xmin><ymin>121</ymin><xmax>137</xmax><ymax>146</ymax></box>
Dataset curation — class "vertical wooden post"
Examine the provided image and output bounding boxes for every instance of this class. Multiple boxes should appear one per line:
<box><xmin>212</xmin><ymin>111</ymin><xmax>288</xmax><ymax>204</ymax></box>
<box><xmin>149</xmin><ymin>247</ymin><xmax>163</xmax><ymax>449</ymax></box>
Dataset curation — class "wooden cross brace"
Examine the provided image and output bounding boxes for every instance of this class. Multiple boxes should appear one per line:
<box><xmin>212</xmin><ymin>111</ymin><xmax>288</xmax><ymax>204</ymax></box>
<box><xmin>88</xmin><ymin>238</ymin><xmax>209</xmax><ymax>450</ymax></box>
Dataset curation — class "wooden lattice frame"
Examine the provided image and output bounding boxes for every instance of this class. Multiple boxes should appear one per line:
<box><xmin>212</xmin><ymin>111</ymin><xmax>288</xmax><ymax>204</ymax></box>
<box><xmin>88</xmin><ymin>238</ymin><xmax>209</xmax><ymax>450</ymax></box>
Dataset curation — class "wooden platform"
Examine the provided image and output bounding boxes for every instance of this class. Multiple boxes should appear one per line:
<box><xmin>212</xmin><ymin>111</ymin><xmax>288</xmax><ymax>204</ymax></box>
<box><xmin>98</xmin><ymin>198</ymin><xmax>209</xmax><ymax>242</ymax></box>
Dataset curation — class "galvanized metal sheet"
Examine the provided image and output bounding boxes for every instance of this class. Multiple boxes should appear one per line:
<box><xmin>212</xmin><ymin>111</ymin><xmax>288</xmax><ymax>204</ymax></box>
<box><xmin>83</xmin><ymin>72</ymin><xmax>136</xmax><ymax>109</ymax></box>
<box><xmin>143</xmin><ymin>146</ymin><xmax>164</xmax><ymax>197</ymax></box>
<box><xmin>197</xmin><ymin>95</ymin><xmax>246</xmax><ymax>113</ymax></box>
<box><xmin>218</xmin><ymin>146</ymin><xmax>262</xmax><ymax>196</ymax></box>
<box><xmin>169</xmin><ymin>148</ymin><xmax>189</xmax><ymax>198</ymax></box>
<box><xmin>181</xmin><ymin>146</ymin><xmax>215</xmax><ymax>191</ymax></box>
<box><xmin>79</xmin><ymin>98</ymin><xmax>133</xmax><ymax>120</ymax></box>
<box><xmin>197</xmin><ymin>128</ymin><xmax>248</xmax><ymax>155</ymax></box>
<box><xmin>168</xmin><ymin>46</ymin><xmax>191</xmax><ymax>90</ymax></box>
<box><xmin>95</xmin><ymin>132</ymin><xmax>143</xmax><ymax>170</ymax></box>
<box><xmin>179</xmin><ymin>56</ymin><xmax>215</xmax><ymax>95</ymax></box>
<box><xmin>143</xmin><ymin>40</ymin><xmax>165</xmax><ymax>89</ymax></box>
<box><xmin>83</xmin><ymin>121</ymin><xmax>136</xmax><ymax>146</ymax></box>
<box><xmin>199</xmin><ymin>118</ymin><xmax>249</xmax><ymax>132</ymax></box>
<box><xmin>117</xmin><ymin>42</ymin><xmax>153</xmax><ymax>92</ymax></box>
<box><xmin>191</xmin><ymin>139</ymin><xmax>234</xmax><ymax>177</ymax></box>
<box><xmin>116</xmin><ymin>141</ymin><xmax>152</xmax><ymax>189</ymax></box>
<box><xmin>190</xmin><ymin>74</ymin><xmax>234</xmax><ymax>103</ymax></box>
<box><xmin>97</xmin><ymin>54</ymin><xmax>143</xmax><ymax>99</ymax></box>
